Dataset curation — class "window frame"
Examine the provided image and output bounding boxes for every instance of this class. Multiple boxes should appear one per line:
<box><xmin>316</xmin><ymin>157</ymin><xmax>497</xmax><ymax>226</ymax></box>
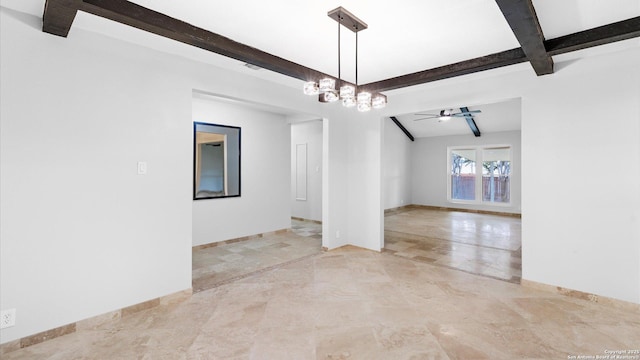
<box><xmin>447</xmin><ymin>144</ymin><xmax>512</xmax><ymax>207</ymax></box>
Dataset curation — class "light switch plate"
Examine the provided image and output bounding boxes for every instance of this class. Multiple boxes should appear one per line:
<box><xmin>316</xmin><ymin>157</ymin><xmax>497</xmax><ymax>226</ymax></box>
<box><xmin>137</xmin><ymin>161</ymin><xmax>147</xmax><ymax>175</ymax></box>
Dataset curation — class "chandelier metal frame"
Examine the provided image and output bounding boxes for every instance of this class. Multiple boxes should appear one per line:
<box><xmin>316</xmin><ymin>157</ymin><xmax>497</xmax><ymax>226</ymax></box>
<box><xmin>303</xmin><ymin>7</ymin><xmax>387</xmax><ymax>112</ymax></box>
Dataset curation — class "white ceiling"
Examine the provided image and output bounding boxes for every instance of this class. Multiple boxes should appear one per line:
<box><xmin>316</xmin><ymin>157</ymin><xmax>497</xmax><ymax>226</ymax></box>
<box><xmin>1</xmin><ymin>0</ymin><xmax>638</xmax><ymax>136</ymax></box>
<box><xmin>393</xmin><ymin>98</ymin><xmax>522</xmax><ymax>138</ymax></box>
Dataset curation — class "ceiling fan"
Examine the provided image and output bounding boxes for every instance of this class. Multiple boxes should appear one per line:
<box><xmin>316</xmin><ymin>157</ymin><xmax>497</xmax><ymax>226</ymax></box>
<box><xmin>414</xmin><ymin>109</ymin><xmax>481</xmax><ymax>122</ymax></box>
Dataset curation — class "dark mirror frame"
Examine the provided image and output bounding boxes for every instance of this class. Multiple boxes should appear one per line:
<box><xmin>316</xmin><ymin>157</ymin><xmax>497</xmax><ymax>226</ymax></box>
<box><xmin>193</xmin><ymin>122</ymin><xmax>241</xmax><ymax>200</ymax></box>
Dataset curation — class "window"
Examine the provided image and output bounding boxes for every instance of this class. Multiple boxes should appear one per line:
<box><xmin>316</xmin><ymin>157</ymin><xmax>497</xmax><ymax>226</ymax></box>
<box><xmin>450</xmin><ymin>149</ymin><xmax>476</xmax><ymax>201</ymax></box>
<box><xmin>448</xmin><ymin>146</ymin><xmax>511</xmax><ymax>205</ymax></box>
<box><xmin>482</xmin><ymin>147</ymin><xmax>511</xmax><ymax>203</ymax></box>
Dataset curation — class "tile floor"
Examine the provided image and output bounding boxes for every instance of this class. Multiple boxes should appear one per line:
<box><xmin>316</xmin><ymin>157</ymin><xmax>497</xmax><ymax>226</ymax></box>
<box><xmin>193</xmin><ymin>220</ymin><xmax>322</xmax><ymax>292</ymax></box>
<box><xmin>385</xmin><ymin>207</ymin><xmax>522</xmax><ymax>283</ymax></box>
<box><xmin>5</xmin><ymin>246</ymin><xmax>639</xmax><ymax>359</ymax></box>
<box><xmin>5</xmin><ymin>217</ymin><xmax>638</xmax><ymax>358</ymax></box>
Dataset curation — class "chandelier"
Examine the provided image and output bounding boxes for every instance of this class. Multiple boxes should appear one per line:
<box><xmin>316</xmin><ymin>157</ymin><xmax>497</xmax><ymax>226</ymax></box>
<box><xmin>303</xmin><ymin>7</ymin><xmax>387</xmax><ymax>112</ymax></box>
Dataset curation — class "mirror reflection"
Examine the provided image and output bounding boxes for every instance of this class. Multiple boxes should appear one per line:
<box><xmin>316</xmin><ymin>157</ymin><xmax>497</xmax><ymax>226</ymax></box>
<box><xmin>193</xmin><ymin>122</ymin><xmax>241</xmax><ymax>199</ymax></box>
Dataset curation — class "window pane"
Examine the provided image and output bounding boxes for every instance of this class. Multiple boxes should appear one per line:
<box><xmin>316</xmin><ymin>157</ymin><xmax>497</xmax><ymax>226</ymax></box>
<box><xmin>482</xmin><ymin>147</ymin><xmax>510</xmax><ymax>203</ymax></box>
<box><xmin>451</xmin><ymin>149</ymin><xmax>475</xmax><ymax>200</ymax></box>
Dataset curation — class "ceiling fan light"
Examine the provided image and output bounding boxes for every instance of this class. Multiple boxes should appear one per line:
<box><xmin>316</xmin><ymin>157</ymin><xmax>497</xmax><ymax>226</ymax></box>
<box><xmin>303</xmin><ymin>81</ymin><xmax>319</xmax><ymax>95</ymax></box>
<box><xmin>372</xmin><ymin>94</ymin><xmax>387</xmax><ymax>109</ymax></box>
<box><xmin>438</xmin><ymin>109</ymin><xmax>452</xmax><ymax>121</ymax></box>
<box><xmin>319</xmin><ymin>78</ymin><xmax>336</xmax><ymax>93</ymax></box>
<box><xmin>340</xmin><ymin>84</ymin><xmax>356</xmax><ymax>99</ymax></box>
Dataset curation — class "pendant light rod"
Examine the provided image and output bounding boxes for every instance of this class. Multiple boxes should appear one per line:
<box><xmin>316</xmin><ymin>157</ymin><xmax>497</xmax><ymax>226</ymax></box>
<box><xmin>338</xmin><ymin>14</ymin><xmax>341</xmax><ymax>80</ymax></box>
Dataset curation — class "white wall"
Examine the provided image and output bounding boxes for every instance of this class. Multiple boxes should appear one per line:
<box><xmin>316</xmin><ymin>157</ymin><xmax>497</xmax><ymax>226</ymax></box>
<box><xmin>192</xmin><ymin>95</ymin><xmax>291</xmax><ymax>246</ymax></box>
<box><xmin>0</xmin><ymin>9</ymin><xmax>193</xmax><ymax>343</ymax></box>
<box><xmin>320</xmin><ymin>109</ymin><xmax>384</xmax><ymax>252</ymax></box>
<box><xmin>291</xmin><ymin>120</ymin><xmax>322</xmax><ymax>222</ymax></box>
<box><xmin>347</xmin><ymin>115</ymin><xmax>384</xmax><ymax>251</ymax></box>
<box><xmin>322</xmin><ymin>113</ymin><xmax>351</xmax><ymax>250</ymax></box>
<box><xmin>411</xmin><ymin>130</ymin><xmax>522</xmax><ymax>214</ymax></box>
<box><xmin>522</xmin><ymin>52</ymin><xmax>640</xmax><ymax>303</ymax></box>
<box><xmin>383</xmin><ymin>118</ymin><xmax>413</xmax><ymax>209</ymax></box>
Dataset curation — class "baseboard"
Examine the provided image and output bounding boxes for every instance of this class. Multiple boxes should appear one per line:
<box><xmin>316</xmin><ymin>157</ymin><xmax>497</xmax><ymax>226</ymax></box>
<box><xmin>387</xmin><ymin>204</ymin><xmax>521</xmax><ymax>218</ymax></box>
<box><xmin>521</xmin><ymin>279</ymin><xmax>639</xmax><ymax>311</ymax></box>
<box><xmin>0</xmin><ymin>288</ymin><xmax>192</xmax><ymax>355</ymax></box>
<box><xmin>384</xmin><ymin>205</ymin><xmax>414</xmax><ymax>215</ymax></box>
<box><xmin>325</xmin><ymin>244</ymin><xmax>381</xmax><ymax>253</ymax></box>
<box><xmin>291</xmin><ymin>216</ymin><xmax>322</xmax><ymax>224</ymax></box>
<box><xmin>192</xmin><ymin>228</ymin><xmax>290</xmax><ymax>250</ymax></box>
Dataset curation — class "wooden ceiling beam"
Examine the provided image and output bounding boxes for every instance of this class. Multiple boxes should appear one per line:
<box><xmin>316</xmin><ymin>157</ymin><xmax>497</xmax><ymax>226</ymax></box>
<box><xmin>76</xmin><ymin>0</ymin><xmax>329</xmax><ymax>82</ymax></box>
<box><xmin>460</xmin><ymin>107</ymin><xmax>481</xmax><ymax>137</ymax></box>
<box><xmin>363</xmin><ymin>19</ymin><xmax>640</xmax><ymax>93</ymax></box>
<box><xmin>360</xmin><ymin>48</ymin><xmax>528</xmax><ymax>93</ymax></box>
<box><xmin>495</xmin><ymin>0</ymin><xmax>553</xmax><ymax>76</ymax></box>
<box><xmin>545</xmin><ymin>16</ymin><xmax>640</xmax><ymax>56</ymax></box>
<box><xmin>389</xmin><ymin>116</ymin><xmax>415</xmax><ymax>142</ymax></box>
<box><xmin>42</xmin><ymin>0</ymin><xmax>81</xmax><ymax>37</ymax></box>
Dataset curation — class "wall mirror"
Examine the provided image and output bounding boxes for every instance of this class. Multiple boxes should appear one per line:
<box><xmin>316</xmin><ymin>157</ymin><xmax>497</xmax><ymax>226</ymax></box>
<box><xmin>193</xmin><ymin>122</ymin><xmax>241</xmax><ymax>200</ymax></box>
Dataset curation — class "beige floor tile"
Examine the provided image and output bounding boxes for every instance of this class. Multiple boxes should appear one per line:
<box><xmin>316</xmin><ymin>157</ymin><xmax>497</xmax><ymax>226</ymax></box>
<box><xmin>5</xmin><ymin>219</ymin><xmax>638</xmax><ymax>359</ymax></box>
<box><xmin>385</xmin><ymin>208</ymin><xmax>522</xmax><ymax>282</ymax></box>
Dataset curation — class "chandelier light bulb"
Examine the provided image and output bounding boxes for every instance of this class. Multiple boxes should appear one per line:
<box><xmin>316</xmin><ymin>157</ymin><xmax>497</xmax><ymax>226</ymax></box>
<box><xmin>342</xmin><ymin>96</ymin><xmax>356</xmax><ymax>107</ymax></box>
<box><xmin>357</xmin><ymin>92</ymin><xmax>371</xmax><ymax>104</ymax></box>
<box><xmin>340</xmin><ymin>84</ymin><xmax>355</xmax><ymax>99</ymax></box>
<box><xmin>357</xmin><ymin>101</ymin><xmax>372</xmax><ymax>112</ymax></box>
<box><xmin>356</xmin><ymin>92</ymin><xmax>372</xmax><ymax>112</ymax></box>
<box><xmin>372</xmin><ymin>94</ymin><xmax>387</xmax><ymax>109</ymax></box>
<box><xmin>323</xmin><ymin>90</ymin><xmax>339</xmax><ymax>102</ymax></box>
<box><xmin>319</xmin><ymin>78</ymin><xmax>336</xmax><ymax>93</ymax></box>
<box><xmin>303</xmin><ymin>81</ymin><xmax>319</xmax><ymax>95</ymax></box>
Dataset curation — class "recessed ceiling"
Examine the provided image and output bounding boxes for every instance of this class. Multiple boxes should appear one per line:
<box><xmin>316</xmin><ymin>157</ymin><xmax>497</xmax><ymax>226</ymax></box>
<box><xmin>122</xmin><ymin>0</ymin><xmax>523</xmax><ymax>85</ymax></box>
<box><xmin>394</xmin><ymin>98</ymin><xmax>521</xmax><ymax>138</ymax></box>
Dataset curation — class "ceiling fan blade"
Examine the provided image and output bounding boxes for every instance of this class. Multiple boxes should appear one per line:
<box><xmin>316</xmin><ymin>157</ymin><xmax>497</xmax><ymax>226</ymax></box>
<box><xmin>413</xmin><ymin>117</ymin><xmax>439</xmax><ymax>121</ymax></box>
<box><xmin>414</xmin><ymin>113</ymin><xmax>439</xmax><ymax>116</ymax></box>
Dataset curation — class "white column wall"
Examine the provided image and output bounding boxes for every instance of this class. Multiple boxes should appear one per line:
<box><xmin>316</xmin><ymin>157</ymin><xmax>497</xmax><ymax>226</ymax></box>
<box><xmin>521</xmin><ymin>52</ymin><xmax>640</xmax><ymax>303</ymax></box>
<box><xmin>322</xmin><ymin>113</ymin><xmax>350</xmax><ymax>250</ymax></box>
<box><xmin>321</xmin><ymin>109</ymin><xmax>384</xmax><ymax>252</ymax></box>
<box><xmin>347</xmin><ymin>115</ymin><xmax>384</xmax><ymax>251</ymax></box>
